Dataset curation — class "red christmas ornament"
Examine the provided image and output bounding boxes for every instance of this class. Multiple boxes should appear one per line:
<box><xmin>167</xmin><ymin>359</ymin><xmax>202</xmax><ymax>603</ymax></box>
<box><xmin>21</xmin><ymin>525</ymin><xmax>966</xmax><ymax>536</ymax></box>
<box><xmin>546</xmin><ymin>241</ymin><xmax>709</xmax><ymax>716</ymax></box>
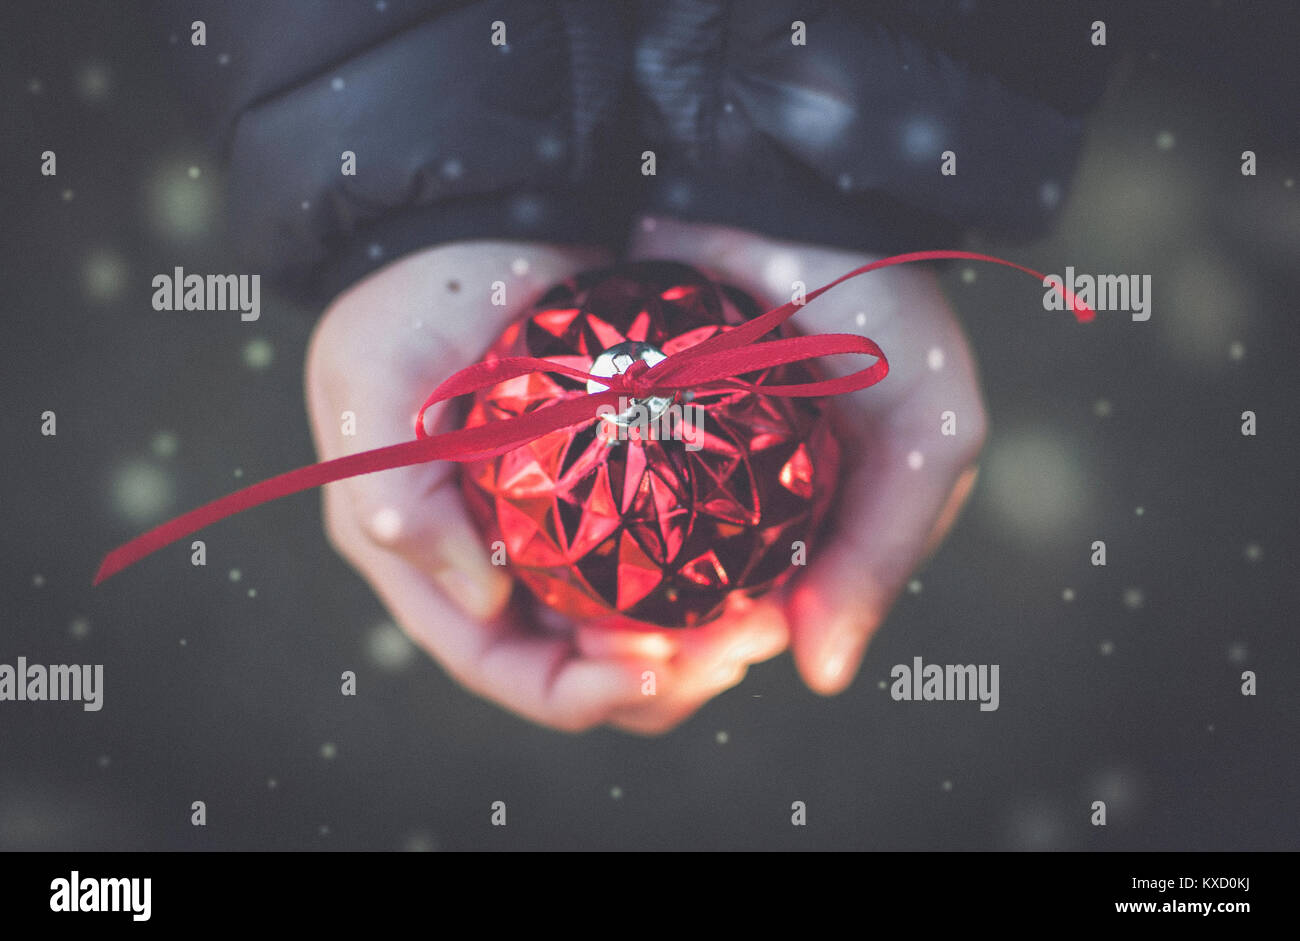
<box><xmin>459</xmin><ymin>262</ymin><xmax>841</xmax><ymax>628</ymax></box>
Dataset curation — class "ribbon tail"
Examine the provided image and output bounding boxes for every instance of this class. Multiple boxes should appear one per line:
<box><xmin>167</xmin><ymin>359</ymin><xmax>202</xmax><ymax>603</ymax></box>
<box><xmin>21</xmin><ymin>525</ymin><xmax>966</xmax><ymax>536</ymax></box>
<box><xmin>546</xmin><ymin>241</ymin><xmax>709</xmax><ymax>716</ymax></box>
<box><xmin>94</xmin><ymin>390</ymin><xmax>626</xmax><ymax>585</ymax></box>
<box><xmin>663</xmin><ymin>250</ymin><xmax>1092</xmax><ymax>370</ymax></box>
<box><xmin>93</xmin><ymin>439</ymin><xmax>438</xmax><ymax>585</ymax></box>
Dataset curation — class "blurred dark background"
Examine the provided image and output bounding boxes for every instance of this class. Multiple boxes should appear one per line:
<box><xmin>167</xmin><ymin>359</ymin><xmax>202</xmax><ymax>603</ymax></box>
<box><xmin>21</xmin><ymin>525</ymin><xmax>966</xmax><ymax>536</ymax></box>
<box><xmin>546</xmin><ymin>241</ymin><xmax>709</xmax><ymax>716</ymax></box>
<box><xmin>2</xmin><ymin>2</ymin><xmax>1297</xmax><ymax>850</ymax></box>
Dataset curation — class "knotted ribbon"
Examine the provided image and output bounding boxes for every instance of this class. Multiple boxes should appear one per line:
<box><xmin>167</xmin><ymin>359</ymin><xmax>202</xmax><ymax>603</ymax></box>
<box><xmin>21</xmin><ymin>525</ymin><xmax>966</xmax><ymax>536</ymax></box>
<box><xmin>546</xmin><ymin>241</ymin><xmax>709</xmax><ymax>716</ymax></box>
<box><xmin>93</xmin><ymin>250</ymin><xmax>1091</xmax><ymax>585</ymax></box>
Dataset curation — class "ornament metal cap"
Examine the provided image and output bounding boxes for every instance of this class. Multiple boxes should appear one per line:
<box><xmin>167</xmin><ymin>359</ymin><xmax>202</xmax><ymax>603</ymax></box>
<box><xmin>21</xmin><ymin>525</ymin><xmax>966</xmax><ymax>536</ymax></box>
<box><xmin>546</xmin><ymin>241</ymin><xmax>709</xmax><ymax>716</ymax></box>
<box><xmin>586</xmin><ymin>340</ymin><xmax>672</xmax><ymax>428</ymax></box>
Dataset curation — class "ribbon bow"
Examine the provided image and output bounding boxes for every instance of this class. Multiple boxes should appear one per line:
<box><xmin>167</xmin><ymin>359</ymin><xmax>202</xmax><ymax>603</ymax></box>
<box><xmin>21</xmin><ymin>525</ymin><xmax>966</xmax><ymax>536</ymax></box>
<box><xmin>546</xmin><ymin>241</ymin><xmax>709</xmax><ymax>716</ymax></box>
<box><xmin>93</xmin><ymin>250</ymin><xmax>1090</xmax><ymax>585</ymax></box>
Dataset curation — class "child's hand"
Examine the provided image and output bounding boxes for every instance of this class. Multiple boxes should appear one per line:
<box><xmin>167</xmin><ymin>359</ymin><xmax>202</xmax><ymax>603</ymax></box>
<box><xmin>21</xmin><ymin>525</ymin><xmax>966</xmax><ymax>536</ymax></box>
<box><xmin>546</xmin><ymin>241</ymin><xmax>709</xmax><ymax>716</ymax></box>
<box><xmin>626</xmin><ymin>216</ymin><xmax>988</xmax><ymax>695</ymax></box>
<box><xmin>305</xmin><ymin>241</ymin><xmax>789</xmax><ymax>733</ymax></box>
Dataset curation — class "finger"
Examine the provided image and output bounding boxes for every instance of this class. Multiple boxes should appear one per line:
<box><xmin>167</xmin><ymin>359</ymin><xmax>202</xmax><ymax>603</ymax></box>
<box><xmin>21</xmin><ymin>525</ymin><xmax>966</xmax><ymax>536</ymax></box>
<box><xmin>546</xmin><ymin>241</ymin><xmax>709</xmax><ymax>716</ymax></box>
<box><xmin>786</xmin><ymin>423</ymin><xmax>978</xmax><ymax>695</ymax></box>
<box><xmin>576</xmin><ymin>594</ymin><xmax>787</xmax><ymax>681</ymax></box>
<box><xmin>323</xmin><ymin>480</ymin><xmax>647</xmax><ymax>731</ymax></box>
<box><xmin>602</xmin><ymin>597</ymin><xmax>789</xmax><ymax>735</ymax></box>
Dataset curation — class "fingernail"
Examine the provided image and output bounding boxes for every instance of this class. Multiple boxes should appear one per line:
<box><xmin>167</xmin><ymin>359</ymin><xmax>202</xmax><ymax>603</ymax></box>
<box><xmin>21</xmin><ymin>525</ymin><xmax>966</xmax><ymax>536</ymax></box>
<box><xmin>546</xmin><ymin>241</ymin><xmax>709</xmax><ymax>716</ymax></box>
<box><xmin>627</xmin><ymin>632</ymin><xmax>677</xmax><ymax>660</ymax></box>
<box><xmin>820</xmin><ymin>626</ymin><xmax>867</xmax><ymax>690</ymax></box>
<box><xmin>728</xmin><ymin>641</ymin><xmax>759</xmax><ymax>663</ymax></box>
<box><xmin>711</xmin><ymin>660</ymin><xmax>746</xmax><ymax>687</ymax></box>
<box><xmin>727</xmin><ymin>630</ymin><xmax>782</xmax><ymax>666</ymax></box>
<box><xmin>730</xmin><ymin>603</ymin><xmax>789</xmax><ymax>662</ymax></box>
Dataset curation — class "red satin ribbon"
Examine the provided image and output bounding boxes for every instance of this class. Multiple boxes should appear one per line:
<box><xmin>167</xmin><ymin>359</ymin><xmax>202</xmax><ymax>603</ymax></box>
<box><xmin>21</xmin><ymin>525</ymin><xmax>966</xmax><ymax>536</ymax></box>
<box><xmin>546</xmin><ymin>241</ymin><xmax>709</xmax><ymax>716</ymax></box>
<box><xmin>93</xmin><ymin>251</ymin><xmax>1091</xmax><ymax>585</ymax></box>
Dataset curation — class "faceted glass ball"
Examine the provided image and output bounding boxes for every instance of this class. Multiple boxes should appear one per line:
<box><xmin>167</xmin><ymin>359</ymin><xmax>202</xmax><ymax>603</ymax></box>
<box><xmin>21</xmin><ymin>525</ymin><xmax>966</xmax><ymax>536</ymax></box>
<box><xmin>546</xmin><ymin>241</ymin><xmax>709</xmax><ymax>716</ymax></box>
<box><xmin>460</xmin><ymin>262</ymin><xmax>840</xmax><ymax>628</ymax></box>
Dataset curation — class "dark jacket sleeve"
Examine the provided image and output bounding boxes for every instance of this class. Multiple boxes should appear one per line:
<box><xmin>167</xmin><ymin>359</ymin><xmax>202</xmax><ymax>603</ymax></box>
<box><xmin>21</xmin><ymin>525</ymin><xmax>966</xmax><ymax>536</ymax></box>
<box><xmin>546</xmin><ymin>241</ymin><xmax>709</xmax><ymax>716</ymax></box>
<box><xmin>162</xmin><ymin>0</ymin><xmax>1287</xmax><ymax>302</ymax></box>
<box><xmin>631</xmin><ymin>0</ymin><xmax>1117</xmax><ymax>253</ymax></box>
<box><xmin>157</xmin><ymin>0</ymin><xmax>633</xmax><ymax>304</ymax></box>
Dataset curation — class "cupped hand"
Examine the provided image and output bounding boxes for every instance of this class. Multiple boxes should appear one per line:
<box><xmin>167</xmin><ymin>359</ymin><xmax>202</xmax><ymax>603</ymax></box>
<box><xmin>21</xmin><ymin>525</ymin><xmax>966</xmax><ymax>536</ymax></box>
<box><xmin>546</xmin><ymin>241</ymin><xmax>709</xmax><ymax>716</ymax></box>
<box><xmin>625</xmin><ymin>216</ymin><xmax>988</xmax><ymax>695</ymax></box>
<box><xmin>305</xmin><ymin>241</ymin><xmax>789</xmax><ymax>733</ymax></box>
